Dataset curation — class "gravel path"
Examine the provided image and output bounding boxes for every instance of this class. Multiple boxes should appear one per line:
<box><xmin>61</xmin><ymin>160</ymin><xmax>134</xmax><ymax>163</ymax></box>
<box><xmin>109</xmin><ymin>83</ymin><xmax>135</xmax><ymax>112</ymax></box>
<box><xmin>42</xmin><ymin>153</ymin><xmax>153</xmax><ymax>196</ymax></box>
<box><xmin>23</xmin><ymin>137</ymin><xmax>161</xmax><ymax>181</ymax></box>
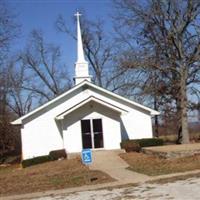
<box><xmin>32</xmin><ymin>177</ymin><xmax>200</xmax><ymax>200</ymax></box>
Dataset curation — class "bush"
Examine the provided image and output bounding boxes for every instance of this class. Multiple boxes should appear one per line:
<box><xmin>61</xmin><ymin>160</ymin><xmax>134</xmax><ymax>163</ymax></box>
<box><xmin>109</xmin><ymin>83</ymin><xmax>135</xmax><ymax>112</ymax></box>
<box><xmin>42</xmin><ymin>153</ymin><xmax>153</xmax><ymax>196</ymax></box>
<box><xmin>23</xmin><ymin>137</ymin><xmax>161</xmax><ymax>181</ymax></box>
<box><xmin>22</xmin><ymin>155</ymin><xmax>52</xmax><ymax>168</ymax></box>
<box><xmin>22</xmin><ymin>149</ymin><xmax>67</xmax><ymax>168</ymax></box>
<box><xmin>120</xmin><ymin>140</ymin><xmax>141</xmax><ymax>152</ymax></box>
<box><xmin>136</xmin><ymin>138</ymin><xmax>164</xmax><ymax>147</ymax></box>
<box><xmin>121</xmin><ymin>138</ymin><xmax>164</xmax><ymax>152</ymax></box>
<box><xmin>49</xmin><ymin>149</ymin><xmax>67</xmax><ymax>160</ymax></box>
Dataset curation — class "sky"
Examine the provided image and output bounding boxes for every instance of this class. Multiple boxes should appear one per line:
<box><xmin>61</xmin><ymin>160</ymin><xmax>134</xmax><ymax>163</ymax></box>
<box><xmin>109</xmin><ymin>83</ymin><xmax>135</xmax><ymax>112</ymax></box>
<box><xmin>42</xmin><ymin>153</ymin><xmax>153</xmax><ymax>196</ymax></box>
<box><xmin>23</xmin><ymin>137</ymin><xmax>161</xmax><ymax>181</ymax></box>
<box><xmin>5</xmin><ymin>1</ymin><xmax>200</xmax><ymax>121</ymax></box>
<box><xmin>7</xmin><ymin>0</ymin><xmax>112</xmax><ymax>76</ymax></box>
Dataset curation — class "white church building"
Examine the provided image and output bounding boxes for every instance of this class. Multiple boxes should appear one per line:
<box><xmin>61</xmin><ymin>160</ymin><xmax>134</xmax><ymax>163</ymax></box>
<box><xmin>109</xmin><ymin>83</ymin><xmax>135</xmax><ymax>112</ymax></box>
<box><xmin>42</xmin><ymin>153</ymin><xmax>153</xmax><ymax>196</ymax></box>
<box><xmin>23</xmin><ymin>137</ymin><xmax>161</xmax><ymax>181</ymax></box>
<box><xmin>12</xmin><ymin>12</ymin><xmax>159</xmax><ymax>160</ymax></box>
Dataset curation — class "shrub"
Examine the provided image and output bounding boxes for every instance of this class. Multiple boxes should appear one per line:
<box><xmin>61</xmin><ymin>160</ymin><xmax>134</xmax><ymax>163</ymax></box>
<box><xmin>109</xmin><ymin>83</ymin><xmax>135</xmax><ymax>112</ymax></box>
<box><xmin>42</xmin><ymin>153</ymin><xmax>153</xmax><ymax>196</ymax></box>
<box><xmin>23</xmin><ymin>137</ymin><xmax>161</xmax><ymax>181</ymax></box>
<box><xmin>22</xmin><ymin>149</ymin><xmax>67</xmax><ymax>168</ymax></box>
<box><xmin>121</xmin><ymin>138</ymin><xmax>164</xmax><ymax>152</ymax></box>
<box><xmin>22</xmin><ymin>155</ymin><xmax>52</xmax><ymax>168</ymax></box>
<box><xmin>120</xmin><ymin>140</ymin><xmax>141</xmax><ymax>152</ymax></box>
<box><xmin>49</xmin><ymin>149</ymin><xmax>67</xmax><ymax>160</ymax></box>
<box><xmin>136</xmin><ymin>138</ymin><xmax>164</xmax><ymax>147</ymax></box>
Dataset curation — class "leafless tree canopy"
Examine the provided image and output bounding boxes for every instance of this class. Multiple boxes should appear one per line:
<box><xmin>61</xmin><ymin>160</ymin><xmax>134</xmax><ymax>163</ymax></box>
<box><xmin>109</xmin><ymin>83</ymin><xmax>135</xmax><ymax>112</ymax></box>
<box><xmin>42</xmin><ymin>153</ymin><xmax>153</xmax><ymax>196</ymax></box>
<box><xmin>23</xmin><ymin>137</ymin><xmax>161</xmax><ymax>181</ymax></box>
<box><xmin>22</xmin><ymin>30</ymin><xmax>72</xmax><ymax>103</ymax></box>
<box><xmin>0</xmin><ymin>4</ymin><xmax>71</xmax><ymax>157</ymax></box>
<box><xmin>113</xmin><ymin>0</ymin><xmax>200</xmax><ymax>143</ymax></box>
<box><xmin>56</xmin><ymin>14</ymin><xmax>136</xmax><ymax>93</ymax></box>
<box><xmin>0</xmin><ymin>2</ymin><xmax>19</xmax><ymax>64</ymax></box>
<box><xmin>0</xmin><ymin>2</ymin><xmax>20</xmax><ymax>157</ymax></box>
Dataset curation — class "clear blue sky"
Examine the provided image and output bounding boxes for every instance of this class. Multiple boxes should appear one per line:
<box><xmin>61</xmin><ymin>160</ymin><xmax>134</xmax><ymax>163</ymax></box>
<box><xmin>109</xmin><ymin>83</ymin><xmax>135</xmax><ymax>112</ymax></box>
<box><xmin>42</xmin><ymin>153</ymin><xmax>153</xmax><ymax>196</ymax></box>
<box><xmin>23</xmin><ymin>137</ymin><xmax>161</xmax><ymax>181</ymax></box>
<box><xmin>7</xmin><ymin>0</ymin><xmax>112</xmax><ymax>76</ymax></box>
<box><xmin>5</xmin><ymin>1</ymin><xmax>200</xmax><ymax>121</ymax></box>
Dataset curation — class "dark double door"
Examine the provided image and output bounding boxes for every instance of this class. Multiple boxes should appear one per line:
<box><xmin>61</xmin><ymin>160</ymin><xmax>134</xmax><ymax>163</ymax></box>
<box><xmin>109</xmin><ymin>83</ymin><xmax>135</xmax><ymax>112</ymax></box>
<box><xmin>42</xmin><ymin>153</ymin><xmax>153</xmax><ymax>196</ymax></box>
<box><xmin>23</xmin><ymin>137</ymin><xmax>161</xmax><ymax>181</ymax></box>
<box><xmin>81</xmin><ymin>119</ymin><xmax>103</xmax><ymax>149</ymax></box>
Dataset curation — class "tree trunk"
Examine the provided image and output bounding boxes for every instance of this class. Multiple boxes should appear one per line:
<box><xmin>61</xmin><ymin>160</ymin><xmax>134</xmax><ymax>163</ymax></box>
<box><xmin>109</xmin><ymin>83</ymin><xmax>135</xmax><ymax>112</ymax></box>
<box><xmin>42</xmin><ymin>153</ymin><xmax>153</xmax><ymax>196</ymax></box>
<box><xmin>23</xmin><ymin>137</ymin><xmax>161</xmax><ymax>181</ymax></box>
<box><xmin>180</xmin><ymin>67</ymin><xmax>190</xmax><ymax>144</ymax></box>
<box><xmin>175</xmin><ymin>98</ymin><xmax>182</xmax><ymax>143</ymax></box>
<box><xmin>154</xmin><ymin>95</ymin><xmax>159</xmax><ymax>137</ymax></box>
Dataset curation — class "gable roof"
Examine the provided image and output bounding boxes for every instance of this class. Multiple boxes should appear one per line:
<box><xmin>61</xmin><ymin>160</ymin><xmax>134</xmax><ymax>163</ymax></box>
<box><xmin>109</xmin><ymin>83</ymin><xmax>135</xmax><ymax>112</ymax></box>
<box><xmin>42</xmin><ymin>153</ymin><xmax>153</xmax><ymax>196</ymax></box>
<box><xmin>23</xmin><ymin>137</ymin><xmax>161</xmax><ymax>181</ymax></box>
<box><xmin>11</xmin><ymin>80</ymin><xmax>159</xmax><ymax>125</ymax></box>
<box><xmin>56</xmin><ymin>95</ymin><xmax>128</xmax><ymax>120</ymax></box>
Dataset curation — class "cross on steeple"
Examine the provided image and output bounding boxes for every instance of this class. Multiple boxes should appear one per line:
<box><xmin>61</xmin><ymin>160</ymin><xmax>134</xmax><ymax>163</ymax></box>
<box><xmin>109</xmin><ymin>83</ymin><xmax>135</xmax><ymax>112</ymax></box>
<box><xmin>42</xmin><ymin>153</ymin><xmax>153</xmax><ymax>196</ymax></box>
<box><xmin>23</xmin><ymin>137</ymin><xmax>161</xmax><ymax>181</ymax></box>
<box><xmin>74</xmin><ymin>11</ymin><xmax>81</xmax><ymax>18</ymax></box>
<box><xmin>73</xmin><ymin>11</ymin><xmax>91</xmax><ymax>85</ymax></box>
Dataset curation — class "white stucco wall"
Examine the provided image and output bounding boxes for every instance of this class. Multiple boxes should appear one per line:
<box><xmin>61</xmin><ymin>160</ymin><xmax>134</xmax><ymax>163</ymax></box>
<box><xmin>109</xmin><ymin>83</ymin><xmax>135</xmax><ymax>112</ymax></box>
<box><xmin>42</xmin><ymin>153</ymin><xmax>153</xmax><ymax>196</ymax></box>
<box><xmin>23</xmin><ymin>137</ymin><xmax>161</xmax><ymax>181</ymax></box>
<box><xmin>21</xmin><ymin>88</ymin><xmax>87</xmax><ymax>159</ymax></box>
<box><xmin>20</xmin><ymin>84</ymin><xmax>153</xmax><ymax>159</ymax></box>
<box><xmin>63</xmin><ymin>102</ymin><xmax>121</xmax><ymax>153</ymax></box>
<box><xmin>121</xmin><ymin>112</ymin><xmax>153</xmax><ymax>140</ymax></box>
<box><xmin>87</xmin><ymin>88</ymin><xmax>153</xmax><ymax>140</ymax></box>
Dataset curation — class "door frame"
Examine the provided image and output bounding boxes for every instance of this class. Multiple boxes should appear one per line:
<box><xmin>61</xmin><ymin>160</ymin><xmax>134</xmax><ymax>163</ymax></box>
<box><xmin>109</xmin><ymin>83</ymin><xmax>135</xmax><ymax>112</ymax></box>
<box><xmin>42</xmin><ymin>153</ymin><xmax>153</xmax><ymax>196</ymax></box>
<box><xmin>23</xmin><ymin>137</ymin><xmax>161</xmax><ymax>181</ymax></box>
<box><xmin>81</xmin><ymin>118</ymin><xmax>104</xmax><ymax>149</ymax></box>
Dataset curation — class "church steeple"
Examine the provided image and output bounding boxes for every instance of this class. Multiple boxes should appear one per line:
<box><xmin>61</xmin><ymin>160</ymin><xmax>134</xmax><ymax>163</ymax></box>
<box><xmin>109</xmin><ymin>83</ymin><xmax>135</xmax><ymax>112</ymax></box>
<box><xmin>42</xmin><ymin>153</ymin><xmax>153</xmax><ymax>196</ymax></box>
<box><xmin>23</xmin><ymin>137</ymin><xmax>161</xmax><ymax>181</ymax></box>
<box><xmin>74</xmin><ymin>11</ymin><xmax>91</xmax><ymax>85</ymax></box>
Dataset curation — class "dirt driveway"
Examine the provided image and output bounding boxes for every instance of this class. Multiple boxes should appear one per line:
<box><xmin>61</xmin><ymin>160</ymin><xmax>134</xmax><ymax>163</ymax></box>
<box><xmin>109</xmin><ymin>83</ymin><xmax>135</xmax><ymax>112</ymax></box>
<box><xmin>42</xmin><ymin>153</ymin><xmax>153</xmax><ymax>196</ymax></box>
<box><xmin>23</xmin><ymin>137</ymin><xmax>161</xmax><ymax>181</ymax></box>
<box><xmin>32</xmin><ymin>177</ymin><xmax>200</xmax><ymax>200</ymax></box>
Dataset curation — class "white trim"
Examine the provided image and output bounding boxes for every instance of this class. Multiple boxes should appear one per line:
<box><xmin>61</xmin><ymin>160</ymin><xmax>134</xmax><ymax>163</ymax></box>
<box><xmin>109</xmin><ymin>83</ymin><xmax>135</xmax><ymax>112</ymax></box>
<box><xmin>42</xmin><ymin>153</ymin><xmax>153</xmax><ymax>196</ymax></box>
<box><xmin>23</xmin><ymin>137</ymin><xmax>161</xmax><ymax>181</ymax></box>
<box><xmin>11</xmin><ymin>80</ymin><xmax>159</xmax><ymax>125</ymax></box>
<box><xmin>55</xmin><ymin>96</ymin><xmax>127</xmax><ymax>120</ymax></box>
<box><xmin>86</xmin><ymin>81</ymin><xmax>159</xmax><ymax>115</ymax></box>
<box><xmin>11</xmin><ymin>81</ymin><xmax>86</xmax><ymax>125</ymax></box>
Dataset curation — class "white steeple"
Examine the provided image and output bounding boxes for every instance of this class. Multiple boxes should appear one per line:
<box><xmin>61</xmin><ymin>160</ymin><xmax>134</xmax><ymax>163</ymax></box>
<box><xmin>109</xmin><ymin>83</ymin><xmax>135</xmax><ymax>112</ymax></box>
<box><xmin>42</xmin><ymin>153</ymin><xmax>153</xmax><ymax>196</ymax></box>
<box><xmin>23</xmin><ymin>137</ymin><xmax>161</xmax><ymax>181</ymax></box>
<box><xmin>74</xmin><ymin>11</ymin><xmax>91</xmax><ymax>85</ymax></box>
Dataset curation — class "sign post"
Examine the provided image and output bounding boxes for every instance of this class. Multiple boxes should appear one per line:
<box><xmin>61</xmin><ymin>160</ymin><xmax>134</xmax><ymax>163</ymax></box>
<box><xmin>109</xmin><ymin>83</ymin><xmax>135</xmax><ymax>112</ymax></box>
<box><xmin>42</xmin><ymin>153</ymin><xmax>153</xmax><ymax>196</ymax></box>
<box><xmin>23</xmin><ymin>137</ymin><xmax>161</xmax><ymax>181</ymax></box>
<box><xmin>81</xmin><ymin>149</ymin><xmax>92</xmax><ymax>165</ymax></box>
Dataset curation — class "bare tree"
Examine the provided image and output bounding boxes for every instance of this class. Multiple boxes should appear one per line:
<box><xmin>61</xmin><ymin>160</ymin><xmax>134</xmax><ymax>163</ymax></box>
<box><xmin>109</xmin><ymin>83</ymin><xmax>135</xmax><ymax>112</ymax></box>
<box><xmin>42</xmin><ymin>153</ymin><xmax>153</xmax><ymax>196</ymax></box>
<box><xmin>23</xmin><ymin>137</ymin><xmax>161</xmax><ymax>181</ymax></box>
<box><xmin>56</xmin><ymin>14</ymin><xmax>132</xmax><ymax>92</ymax></box>
<box><xmin>81</xmin><ymin>18</ymin><xmax>113</xmax><ymax>88</ymax></box>
<box><xmin>113</xmin><ymin>0</ymin><xmax>200</xmax><ymax>143</ymax></box>
<box><xmin>0</xmin><ymin>1</ymin><xmax>19</xmax><ymax>65</ymax></box>
<box><xmin>7</xmin><ymin>59</ymin><xmax>33</xmax><ymax>117</ymax></box>
<box><xmin>0</xmin><ymin>1</ymin><xmax>19</xmax><ymax>117</ymax></box>
<box><xmin>21</xmin><ymin>30</ymin><xmax>72</xmax><ymax>104</ymax></box>
<box><xmin>0</xmin><ymin>2</ymin><xmax>21</xmax><ymax>157</ymax></box>
<box><xmin>3</xmin><ymin>30</ymin><xmax>72</xmax><ymax>117</ymax></box>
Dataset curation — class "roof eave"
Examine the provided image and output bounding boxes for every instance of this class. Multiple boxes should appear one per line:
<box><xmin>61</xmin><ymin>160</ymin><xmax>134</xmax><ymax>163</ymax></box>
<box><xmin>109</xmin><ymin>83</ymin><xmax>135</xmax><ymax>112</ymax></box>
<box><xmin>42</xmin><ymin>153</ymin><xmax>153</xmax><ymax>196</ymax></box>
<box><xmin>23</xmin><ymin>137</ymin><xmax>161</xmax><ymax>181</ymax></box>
<box><xmin>11</xmin><ymin>120</ymin><xmax>22</xmax><ymax>125</ymax></box>
<box><xmin>10</xmin><ymin>80</ymin><xmax>87</xmax><ymax>125</ymax></box>
<box><xmin>151</xmin><ymin>111</ymin><xmax>160</xmax><ymax>115</ymax></box>
<box><xmin>85</xmin><ymin>81</ymin><xmax>160</xmax><ymax>115</ymax></box>
<box><xmin>11</xmin><ymin>80</ymin><xmax>160</xmax><ymax>125</ymax></box>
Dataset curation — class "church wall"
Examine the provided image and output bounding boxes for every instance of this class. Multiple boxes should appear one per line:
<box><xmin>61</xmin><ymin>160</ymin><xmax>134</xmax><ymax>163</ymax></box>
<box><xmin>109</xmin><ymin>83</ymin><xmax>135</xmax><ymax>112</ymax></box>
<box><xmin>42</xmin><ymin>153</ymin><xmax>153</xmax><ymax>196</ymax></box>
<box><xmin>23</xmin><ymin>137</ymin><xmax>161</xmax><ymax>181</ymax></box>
<box><xmin>20</xmin><ymin>88</ymin><xmax>89</xmax><ymax>159</ymax></box>
<box><xmin>121</xmin><ymin>112</ymin><xmax>153</xmax><ymax>139</ymax></box>
<box><xmin>63</xmin><ymin>102</ymin><xmax>121</xmax><ymax>153</ymax></box>
<box><xmin>20</xmin><ymin>84</ymin><xmax>153</xmax><ymax>159</ymax></box>
<box><xmin>87</xmin><ymin>88</ymin><xmax>153</xmax><ymax>140</ymax></box>
<box><xmin>15</xmin><ymin>10</ymin><xmax>156</xmax><ymax>160</ymax></box>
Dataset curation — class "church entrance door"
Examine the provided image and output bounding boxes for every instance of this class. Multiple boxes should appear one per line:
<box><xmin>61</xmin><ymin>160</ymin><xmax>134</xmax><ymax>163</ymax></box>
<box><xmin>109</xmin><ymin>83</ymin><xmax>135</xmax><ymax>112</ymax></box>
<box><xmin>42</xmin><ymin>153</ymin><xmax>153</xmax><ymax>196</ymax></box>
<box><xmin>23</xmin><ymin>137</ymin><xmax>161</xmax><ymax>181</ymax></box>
<box><xmin>81</xmin><ymin>119</ymin><xmax>104</xmax><ymax>149</ymax></box>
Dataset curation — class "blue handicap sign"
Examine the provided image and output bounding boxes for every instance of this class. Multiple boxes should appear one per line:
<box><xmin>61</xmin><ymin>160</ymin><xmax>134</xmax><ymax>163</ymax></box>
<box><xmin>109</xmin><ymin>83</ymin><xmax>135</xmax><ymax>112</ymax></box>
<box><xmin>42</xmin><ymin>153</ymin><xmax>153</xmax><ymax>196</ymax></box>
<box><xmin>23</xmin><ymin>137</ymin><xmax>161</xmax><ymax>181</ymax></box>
<box><xmin>82</xmin><ymin>149</ymin><xmax>92</xmax><ymax>165</ymax></box>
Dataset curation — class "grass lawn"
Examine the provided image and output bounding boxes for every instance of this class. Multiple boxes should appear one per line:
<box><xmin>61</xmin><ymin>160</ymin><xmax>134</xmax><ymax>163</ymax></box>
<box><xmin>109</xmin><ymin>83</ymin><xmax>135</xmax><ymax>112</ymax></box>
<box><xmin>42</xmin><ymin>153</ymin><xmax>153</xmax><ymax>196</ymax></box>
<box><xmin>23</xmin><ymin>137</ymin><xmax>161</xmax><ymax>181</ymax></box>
<box><xmin>120</xmin><ymin>152</ymin><xmax>200</xmax><ymax>176</ymax></box>
<box><xmin>0</xmin><ymin>158</ymin><xmax>113</xmax><ymax>197</ymax></box>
